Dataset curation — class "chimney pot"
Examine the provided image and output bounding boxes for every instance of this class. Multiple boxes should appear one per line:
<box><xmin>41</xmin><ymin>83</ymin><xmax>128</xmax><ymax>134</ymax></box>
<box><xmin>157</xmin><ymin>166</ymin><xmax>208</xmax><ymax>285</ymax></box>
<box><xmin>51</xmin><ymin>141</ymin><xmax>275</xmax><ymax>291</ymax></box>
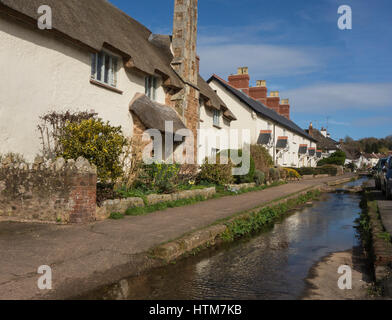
<box><xmin>269</xmin><ymin>91</ymin><xmax>279</xmax><ymax>97</ymax></box>
<box><xmin>256</xmin><ymin>80</ymin><xmax>266</xmax><ymax>87</ymax></box>
<box><xmin>280</xmin><ymin>98</ymin><xmax>289</xmax><ymax>105</ymax></box>
<box><xmin>237</xmin><ymin>67</ymin><xmax>249</xmax><ymax>75</ymax></box>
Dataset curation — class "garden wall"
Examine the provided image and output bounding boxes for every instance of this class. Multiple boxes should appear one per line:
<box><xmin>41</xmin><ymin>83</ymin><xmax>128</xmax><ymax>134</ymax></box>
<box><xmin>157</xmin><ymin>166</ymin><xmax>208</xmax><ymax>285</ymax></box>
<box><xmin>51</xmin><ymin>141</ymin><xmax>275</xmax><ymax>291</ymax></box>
<box><xmin>0</xmin><ymin>156</ymin><xmax>97</xmax><ymax>223</ymax></box>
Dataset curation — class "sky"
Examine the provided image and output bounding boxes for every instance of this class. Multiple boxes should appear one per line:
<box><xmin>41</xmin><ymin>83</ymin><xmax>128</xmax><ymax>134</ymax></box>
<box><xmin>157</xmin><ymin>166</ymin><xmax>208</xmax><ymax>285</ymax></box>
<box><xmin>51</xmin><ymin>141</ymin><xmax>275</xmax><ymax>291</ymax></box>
<box><xmin>109</xmin><ymin>0</ymin><xmax>392</xmax><ymax>141</ymax></box>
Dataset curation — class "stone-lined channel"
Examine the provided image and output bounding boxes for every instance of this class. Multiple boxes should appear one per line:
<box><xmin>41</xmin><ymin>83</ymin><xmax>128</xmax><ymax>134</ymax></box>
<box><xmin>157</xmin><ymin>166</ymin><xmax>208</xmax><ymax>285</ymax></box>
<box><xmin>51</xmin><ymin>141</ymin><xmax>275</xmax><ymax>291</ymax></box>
<box><xmin>86</xmin><ymin>178</ymin><xmax>370</xmax><ymax>300</ymax></box>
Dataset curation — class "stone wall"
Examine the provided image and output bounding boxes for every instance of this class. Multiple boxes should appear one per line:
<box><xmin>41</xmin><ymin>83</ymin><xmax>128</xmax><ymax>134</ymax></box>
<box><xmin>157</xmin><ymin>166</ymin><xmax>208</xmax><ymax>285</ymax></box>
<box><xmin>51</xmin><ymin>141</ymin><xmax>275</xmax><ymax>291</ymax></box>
<box><xmin>0</xmin><ymin>156</ymin><xmax>97</xmax><ymax>223</ymax></box>
<box><xmin>96</xmin><ymin>187</ymin><xmax>216</xmax><ymax>220</ymax></box>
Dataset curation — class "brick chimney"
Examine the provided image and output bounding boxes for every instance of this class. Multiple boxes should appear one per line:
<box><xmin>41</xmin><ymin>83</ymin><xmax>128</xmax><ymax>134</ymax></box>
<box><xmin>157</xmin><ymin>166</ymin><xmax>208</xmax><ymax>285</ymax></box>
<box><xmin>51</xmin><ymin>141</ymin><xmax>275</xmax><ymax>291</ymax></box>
<box><xmin>172</xmin><ymin>0</ymin><xmax>198</xmax><ymax>86</ymax></box>
<box><xmin>279</xmin><ymin>98</ymin><xmax>290</xmax><ymax>119</ymax></box>
<box><xmin>249</xmin><ymin>80</ymin><xmax>267</xmax><ymax>105</ymax></box>
<box><xmin>308</xmin><ymin>122</ymin><xmax>313</xmax><ymax>136</ymax></box>
<box><xmin>228</xmin><ymin>67</ymin><xmax>250</xmax><ymax>95</ymax></box>
<box><xmin>266</xmin><ymin>91</ymin><xmax>280</xmax><ymax>113</ymax></box>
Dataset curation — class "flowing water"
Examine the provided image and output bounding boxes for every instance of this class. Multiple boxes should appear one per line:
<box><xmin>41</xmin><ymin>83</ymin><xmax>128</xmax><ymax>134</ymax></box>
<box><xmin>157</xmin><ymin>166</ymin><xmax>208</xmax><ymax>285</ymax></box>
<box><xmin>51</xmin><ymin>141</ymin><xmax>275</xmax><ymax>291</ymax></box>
<box><xmin>91</xmin><ymin>178</ymin><xmax>370</xmax><ymax>300</ymax></box>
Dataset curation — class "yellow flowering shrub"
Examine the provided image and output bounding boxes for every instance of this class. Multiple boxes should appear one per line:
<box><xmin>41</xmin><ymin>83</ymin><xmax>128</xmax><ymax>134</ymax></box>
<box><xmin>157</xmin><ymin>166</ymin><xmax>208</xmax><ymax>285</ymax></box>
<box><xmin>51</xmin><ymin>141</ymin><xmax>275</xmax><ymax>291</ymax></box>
<box><xmin>284</xmin><ymin>168</ymin><xmax>301</xmax><ymax>180</ymax></box>
<box><xmin>59</xmin><ymin>118</ymin><xmax>127</xmax><ymax>183</ymax></box>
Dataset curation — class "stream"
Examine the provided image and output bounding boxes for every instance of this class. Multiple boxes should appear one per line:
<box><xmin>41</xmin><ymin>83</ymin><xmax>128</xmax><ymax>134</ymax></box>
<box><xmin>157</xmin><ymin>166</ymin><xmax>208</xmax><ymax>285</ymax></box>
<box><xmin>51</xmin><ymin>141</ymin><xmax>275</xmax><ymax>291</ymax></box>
<box><xmin>89</xmin><ymin>178</ymin><xmax>371</xmax><ymax>300</ymax></box>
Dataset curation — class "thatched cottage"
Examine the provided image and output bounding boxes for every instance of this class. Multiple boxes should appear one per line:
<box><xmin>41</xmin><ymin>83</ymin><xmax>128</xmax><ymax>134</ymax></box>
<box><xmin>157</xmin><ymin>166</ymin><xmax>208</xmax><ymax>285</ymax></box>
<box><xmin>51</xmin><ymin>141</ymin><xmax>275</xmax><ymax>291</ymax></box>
<box><xmin>0</xmin><ymin>0</ymin><xmax>235</xmax><ymax>162</ymax></box>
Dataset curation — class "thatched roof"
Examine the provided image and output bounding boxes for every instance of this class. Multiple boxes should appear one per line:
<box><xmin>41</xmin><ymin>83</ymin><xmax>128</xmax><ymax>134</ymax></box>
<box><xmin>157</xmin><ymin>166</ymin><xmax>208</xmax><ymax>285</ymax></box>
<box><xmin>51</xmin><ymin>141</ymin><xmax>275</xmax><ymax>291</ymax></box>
<box><xmin>1</xmin><ymin>0</ymin><xmax>237</xmax><ymax>123</ymax></box>
<box><xmin>0</xmin><ymin>0</ymin><xmax>183</xmax><ymax>89</ymax></box>
<box><xmin>198</xmin><ymin>75</ymin><xmax>236</xmax><ymax>121</ymax></box>
<box><xmin>129</xmin><ymin>93</ymin><xmax>186</xmax><ymax>134</ymax></box>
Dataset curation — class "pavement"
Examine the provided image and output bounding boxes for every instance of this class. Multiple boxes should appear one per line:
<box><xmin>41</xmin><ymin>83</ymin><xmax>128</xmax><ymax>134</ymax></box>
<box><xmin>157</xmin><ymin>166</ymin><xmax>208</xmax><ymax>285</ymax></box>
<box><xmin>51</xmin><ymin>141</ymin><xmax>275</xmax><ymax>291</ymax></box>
<box><xmin>0</xmin><ymin>174</ymin><xmax>354</xmax><ymax>300</ymax></box>
<box><xmin>378</xmin><ymin>200</ymin><xmax>392</xmax><ymax>235</ymax></box>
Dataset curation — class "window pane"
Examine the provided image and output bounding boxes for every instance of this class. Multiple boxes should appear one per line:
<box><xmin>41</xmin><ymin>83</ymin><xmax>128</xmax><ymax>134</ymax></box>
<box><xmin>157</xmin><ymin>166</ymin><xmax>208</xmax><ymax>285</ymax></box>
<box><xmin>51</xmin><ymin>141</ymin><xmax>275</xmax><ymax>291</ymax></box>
<box><xmin>97</xmin><ymin>52</ymin><xmax>103</xmax><ymax>81</ymax></box>
<box><xmin>91</xmin><ymin>53</ymin><xmax>96</xmax><ymax>78</ymax></box>
<box><xmin>111</xmin><ymin>58</ymin><xmax>117</xmax><ymax>87</ymax></box>
<box><xmin>104</xmin><ymin>54</ymin><xmax>110</xmax><ymax>84</ymax></box>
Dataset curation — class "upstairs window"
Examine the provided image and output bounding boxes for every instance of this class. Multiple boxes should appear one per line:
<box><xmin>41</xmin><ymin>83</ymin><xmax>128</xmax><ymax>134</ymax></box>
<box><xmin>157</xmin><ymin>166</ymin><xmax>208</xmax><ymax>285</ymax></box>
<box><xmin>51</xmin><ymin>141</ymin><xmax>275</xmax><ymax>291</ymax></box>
<box><xmin>145</xmin><ymin>76</ymin><xmax>157</xmax><ymax>100</ymax></box>
<box><xmin>91</xmin><ymin>51</ymin><xmax>118</xmax><ymax>88</ymax></box>
<box><xmin>213</xmin><ymin>109</ymin><xmax>221</xmax><ymax>127</ymax></box>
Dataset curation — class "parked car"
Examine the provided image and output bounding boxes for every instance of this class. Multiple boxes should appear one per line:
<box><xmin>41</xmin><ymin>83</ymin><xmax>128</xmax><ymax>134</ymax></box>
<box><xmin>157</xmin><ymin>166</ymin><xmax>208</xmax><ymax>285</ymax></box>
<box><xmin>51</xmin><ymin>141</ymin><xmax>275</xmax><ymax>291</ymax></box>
<box><xmin>374</xmin><ymin>158</ymin><xmax>388</xmax><ymax>190</ymax></box>
<box><xmin>383</xmin><ymin>156</ymin><xmax>392</xmax><ymax>200</ymax></box>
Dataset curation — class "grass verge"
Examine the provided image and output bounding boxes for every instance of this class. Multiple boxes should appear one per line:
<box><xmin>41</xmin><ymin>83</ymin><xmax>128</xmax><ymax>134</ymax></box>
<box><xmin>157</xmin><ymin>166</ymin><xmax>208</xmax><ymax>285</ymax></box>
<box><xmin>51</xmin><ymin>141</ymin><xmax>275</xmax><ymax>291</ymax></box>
<box><xmin>220</xmin><ymin>190</ymin><xmax>321</xmax><ymax>242</ymax></box>
<box><xmin>110</xmin><ymin>181</ymin><xmax>287</xmax><ymax>218</ymax></box>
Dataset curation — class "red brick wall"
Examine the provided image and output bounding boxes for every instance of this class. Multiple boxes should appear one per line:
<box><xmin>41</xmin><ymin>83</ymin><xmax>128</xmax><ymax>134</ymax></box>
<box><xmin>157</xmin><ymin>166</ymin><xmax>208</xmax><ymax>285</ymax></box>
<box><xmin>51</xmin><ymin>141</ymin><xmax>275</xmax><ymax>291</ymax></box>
<box><xmin>0</xmin><ymin>157</ymin><xmax>97</xmax><ymax>223</ymax></box>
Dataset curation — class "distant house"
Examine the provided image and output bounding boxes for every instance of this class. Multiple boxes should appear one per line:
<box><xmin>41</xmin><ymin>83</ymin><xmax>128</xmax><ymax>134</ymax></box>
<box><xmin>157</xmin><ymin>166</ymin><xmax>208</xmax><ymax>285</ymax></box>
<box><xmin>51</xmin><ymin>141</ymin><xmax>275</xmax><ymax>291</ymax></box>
<box><xmin>305</xmin><ymin>123</ymin><xmax>339</xmax><ymax>156</ymax></box>
<box><xmin>0</xmin><ymin>0</ymin><xmax>233</xmax><ymax>162</ymax></box>
<box><xmin>205</xmin><ymin>70</ymin><xmax>318</xmax><ymax>168</ymax></box>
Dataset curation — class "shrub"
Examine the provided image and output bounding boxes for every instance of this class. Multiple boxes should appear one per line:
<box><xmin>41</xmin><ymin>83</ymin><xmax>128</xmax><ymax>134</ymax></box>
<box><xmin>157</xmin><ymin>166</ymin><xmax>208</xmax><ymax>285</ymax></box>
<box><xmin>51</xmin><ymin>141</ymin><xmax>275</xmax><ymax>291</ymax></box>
<box><xmin>269</xmin><ymin>168</ymin><xmax>280</xmax><ymax>182</ymax></box>
<box><xmin>38</xmin><ymin>110</ymin><xmax>97</xmax><ymax>159</ymax></box>
<box><xmin>59</xmin><ymin>118</ymin><xmax>127</xmax><ymax>183</ymax></box>
<box><xmin>220</xmin><ymin>149</ymin><xmax>255</xmax><ymax>184</ymax></box>
<box><xmin>316</xmin><ymin>165</ymin><xmax>338</xmax><ymax>176</ymax></box>
<box><xmin>250</xmin><ymin>144</ymin><xmax>273</xmax><ymax>172</ymax></box>
<box><xmin>295</xmin><ymin>167</ymin><xmax>315</xmax><ymax>176</ymax></box>
<box><xmin>134</xmin><ymin>162</ymin><xmax>181</xmax><ymax>194</ymax></box>
<box><xmin>284</xmin><ymin>168</ymin><xmax>301</xmax><ymax>180</ymax></box>
<box><xmin>254</xmin><ymin>170</ymin><xmax>266</xmax><ymax>186</ymax></box>
<box><xmin>317</xmin><ymin>151</ymin><xmax>346</xmax><ymax>166</ymax></box>
<box><xmin>198</xmin><ymin>155</ymin><xmax>234</xmax><ymax>186</ymax></box>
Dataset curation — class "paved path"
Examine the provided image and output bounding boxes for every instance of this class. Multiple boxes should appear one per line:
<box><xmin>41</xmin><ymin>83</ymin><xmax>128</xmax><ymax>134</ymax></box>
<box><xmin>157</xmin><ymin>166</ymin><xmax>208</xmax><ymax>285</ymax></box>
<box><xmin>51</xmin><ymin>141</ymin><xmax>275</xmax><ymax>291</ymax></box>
<box><xmin>0</xmin><ymin>174</ymin><xmax>354</xmax><ymax>299</ymax></box>
<box><xmin>378</xmin><ymin>201</ymin><xmax>392</xmax><ymax>235</ymax></box>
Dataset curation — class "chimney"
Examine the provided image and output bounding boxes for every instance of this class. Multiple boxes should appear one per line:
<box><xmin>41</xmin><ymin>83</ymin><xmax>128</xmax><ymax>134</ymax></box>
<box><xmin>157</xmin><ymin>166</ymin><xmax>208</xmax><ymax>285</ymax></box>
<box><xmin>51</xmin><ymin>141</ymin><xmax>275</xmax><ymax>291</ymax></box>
<box><xmin>308</xmin><ymin>122</ymin><xmax>313</xmax><ymax>135</ymax></box>
<box><xmin>172</xmin><ymin>0</ymin><xmax>198</xmax><ymax>86</ymax></box>
<box><xmin>228</xmin><ymin>67</ymin><xmax>250</xmax><ymax>95</ymax></box>
<box><xmin>321</xmin><ymin>127</ymin><xmax>327</xmax><ymax>138</ymax></box>
<box><xmin>266</xmin><ymin>91</ymin><xmax>280</xmax><ymax>113</ymax></box>
<box><xmin>279</xmin><ymin>98</ymin><xmax>290</xmax><ymax>119</ymax></box>
<box><xmin>249</xmin><ymin>80</ymin><xmax>267</xmax><ymax>105</ymax></box>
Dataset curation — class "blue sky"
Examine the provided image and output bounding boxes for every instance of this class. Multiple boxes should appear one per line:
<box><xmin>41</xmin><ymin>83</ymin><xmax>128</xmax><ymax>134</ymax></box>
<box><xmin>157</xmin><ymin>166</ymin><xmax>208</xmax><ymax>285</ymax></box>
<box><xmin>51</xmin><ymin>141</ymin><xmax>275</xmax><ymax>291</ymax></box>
<box><xmin>110</xmin><ymin>0</ymin><xmax>392</xmax><ymax>140</ymax></box>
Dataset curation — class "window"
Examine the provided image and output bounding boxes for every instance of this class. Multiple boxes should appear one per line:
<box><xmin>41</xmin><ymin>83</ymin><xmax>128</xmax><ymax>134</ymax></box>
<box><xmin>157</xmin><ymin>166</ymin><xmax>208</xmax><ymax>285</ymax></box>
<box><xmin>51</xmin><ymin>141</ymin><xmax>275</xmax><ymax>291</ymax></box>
<box><xmin>145</xmin><ymin>76</ymin><xmax>157</xmax><ymax>100</ymax></box>
<box><xmin>213</xmin><ymin>109</ymin><xmax>221</xmax><ymax>127</ymax></box>
<box><xmin>211</xmin><ymin>148</ymin><xmax>220</xmax><ymax>158</ymax></box>
<box><xmin>91</xmin><ymin>51</ymin><xmax>118</xmax><ymax>87</ymax></box>
<box><xmin>283</xmin><ymin>129</ymin><xmax>286</xmax><ymax>136</ymax></box>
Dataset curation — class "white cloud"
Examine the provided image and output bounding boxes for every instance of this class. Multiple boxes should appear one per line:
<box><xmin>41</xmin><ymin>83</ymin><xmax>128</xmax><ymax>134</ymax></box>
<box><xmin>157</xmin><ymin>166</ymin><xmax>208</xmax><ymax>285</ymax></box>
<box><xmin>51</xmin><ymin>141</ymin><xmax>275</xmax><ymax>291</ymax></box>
<box><xmin>282</xmin><ymin>83</ymin><xmax>392</xmax><ymax>113</ymax></box>
<box><xmin>198</xmin><ymin>43</ymin><xmax>324</xmax><ymax>79</ymax></box>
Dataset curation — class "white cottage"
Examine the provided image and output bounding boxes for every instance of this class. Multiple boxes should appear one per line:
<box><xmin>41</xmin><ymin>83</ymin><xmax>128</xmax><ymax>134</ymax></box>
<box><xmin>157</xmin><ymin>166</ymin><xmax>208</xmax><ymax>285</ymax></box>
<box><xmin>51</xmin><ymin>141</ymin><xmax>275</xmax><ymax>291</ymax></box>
<box><xmin>205</xmin><ymin>71</ymin><xmax>318</xmax><ymax>168</ymax></box>
<box><xmin>0</xmin><ymin>0</ymin><xmax>234</xmax><ymax>163</ymax></box>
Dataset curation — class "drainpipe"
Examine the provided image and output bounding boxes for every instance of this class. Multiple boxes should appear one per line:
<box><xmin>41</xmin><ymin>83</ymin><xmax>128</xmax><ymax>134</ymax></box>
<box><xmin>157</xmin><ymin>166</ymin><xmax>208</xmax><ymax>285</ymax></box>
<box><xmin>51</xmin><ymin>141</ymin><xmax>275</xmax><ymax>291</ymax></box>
<box><xmin>273</xmin><ymin>123</ymin><xmax>277</xmax><ymax>166</ymax></box>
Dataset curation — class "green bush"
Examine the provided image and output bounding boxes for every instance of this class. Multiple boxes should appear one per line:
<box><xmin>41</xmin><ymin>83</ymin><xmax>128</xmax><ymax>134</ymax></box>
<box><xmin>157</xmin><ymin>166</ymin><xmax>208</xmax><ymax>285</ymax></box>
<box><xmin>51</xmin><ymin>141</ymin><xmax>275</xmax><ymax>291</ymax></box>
<box><xmin>59</xmin><ymin>118</ymin><xmax>127</xmax><ymax>183</ymax></box>
<box><xmin>134</xmin><ymin>163</ymin><xmax>181</xmax><ymax>194</ymax></box>
<box><xmin>269</xmin><ymin>167</ymin><xmax>280</xmax><ymax>182</ymax></box>
<box><xmin>295</xmin><ymin>167</ymin><xmax>315</xmax><ymax>176</ymax></box>
<box><xmin>254</xmin><ymin>170</ymin><xmax>266</xmax><ymax>186</ymax></box>
<box><xmin>220</xmin><ymin>149</ymin><xmax>255</xmax><ymax>184</ymax></box>
<box><xmin>250</xmin><ymin>144</ymin><xmax>273</xmax><ymax>172</ymax></box>
<box><xmin>316</xmin><ymin>165</ymin><xmax>338</xmax><ymax>176</ymax></box>
<box><xmin>198</xmin><ymin>155</ymin><xmax>234</xmax><ymax>186</ymax></box>
<box><xmin>317</xmin><ymin>151</ymin><xmax>346</xmax><ymax>166</ymax></box>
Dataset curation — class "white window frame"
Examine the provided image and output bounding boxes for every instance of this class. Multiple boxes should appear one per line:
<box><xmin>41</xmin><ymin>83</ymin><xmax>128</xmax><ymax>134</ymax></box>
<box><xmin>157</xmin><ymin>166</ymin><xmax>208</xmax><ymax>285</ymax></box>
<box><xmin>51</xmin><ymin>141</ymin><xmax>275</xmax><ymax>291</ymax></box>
<box><xmin>91</xmin><ymin>51</ymin><xmax>118</xmax><ymax>88</ymax></box>
<box><xmin>211</xmin><ymin>148</ymin><xmax>220</xmax><ymax>158</ymax></box>
<box><xmin>145</xmin><ymin>76</ymin><xmax>157</xmax><ymax>100</ymax></box>
<box><xmin>213</xmin><ymin>109</ymin><xmax>221</xmax><ymax>127</ymax></box>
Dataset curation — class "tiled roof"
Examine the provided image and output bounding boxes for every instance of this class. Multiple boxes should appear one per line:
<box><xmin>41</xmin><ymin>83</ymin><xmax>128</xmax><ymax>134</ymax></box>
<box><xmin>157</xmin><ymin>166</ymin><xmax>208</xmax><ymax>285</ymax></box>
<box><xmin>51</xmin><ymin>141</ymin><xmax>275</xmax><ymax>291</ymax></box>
<box><xmin>208</xmin><ymin>75</ymin><xmax>317</xmax><ymax>142</ymax></box>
